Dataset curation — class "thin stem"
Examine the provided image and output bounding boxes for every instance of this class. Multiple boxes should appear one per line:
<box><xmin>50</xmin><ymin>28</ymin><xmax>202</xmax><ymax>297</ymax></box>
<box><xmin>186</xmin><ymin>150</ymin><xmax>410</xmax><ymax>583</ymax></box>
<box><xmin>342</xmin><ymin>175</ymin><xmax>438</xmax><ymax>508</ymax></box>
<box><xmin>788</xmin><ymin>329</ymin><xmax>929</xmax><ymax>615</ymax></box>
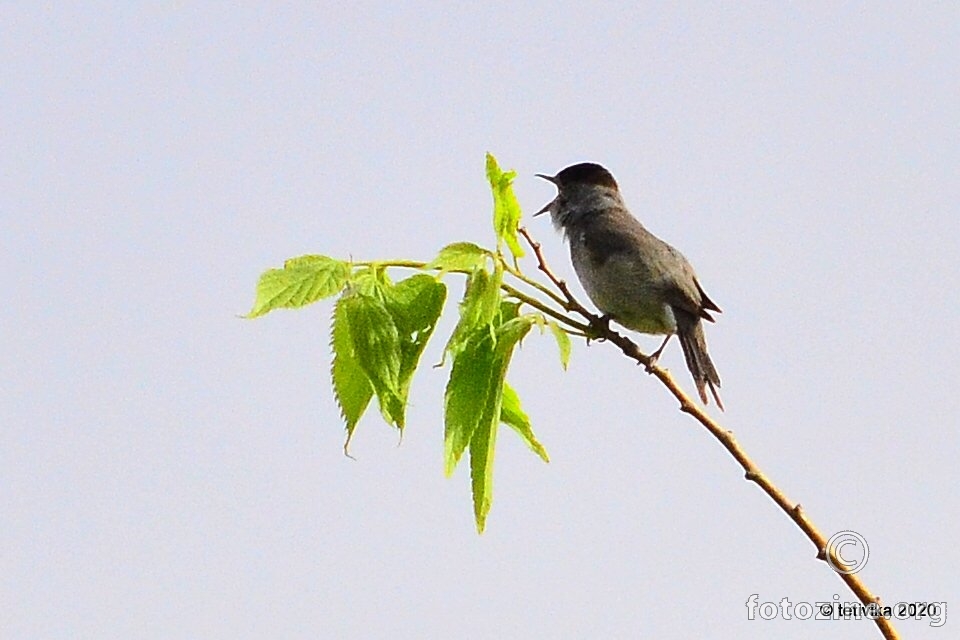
<box><xmin>502</xmin><ymin>261</ymin><xmax>570</xmax><ymax>310</ymax></box>
<box><xmin>350</xmin><ymin>258</ymin><xmax>590</xmax><ymax>333</ymax></box>
<box><xmin>518</xmin><ymin>227</ymin><xmax>600</xmax><ymax>324</ymax></box>
<box><xmin>352</xmin><ymin>259</ymin><xmax>430</xmax><ymax>269</ymax></box>
<box><xmin>501</xmin><ymin>283</ymin><xmax>591</xmax><ymax>333</ymax></box>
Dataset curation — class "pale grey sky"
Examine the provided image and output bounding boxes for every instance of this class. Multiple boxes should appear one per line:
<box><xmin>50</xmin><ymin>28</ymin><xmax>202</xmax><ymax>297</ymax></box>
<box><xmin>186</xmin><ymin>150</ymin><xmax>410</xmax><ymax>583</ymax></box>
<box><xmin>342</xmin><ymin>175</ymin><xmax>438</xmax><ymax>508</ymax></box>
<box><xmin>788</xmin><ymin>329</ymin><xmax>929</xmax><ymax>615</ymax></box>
<box><xmin>2</xmin><ymin>3</ymin><xmax>958</xmax><ymax>639</ymax></box>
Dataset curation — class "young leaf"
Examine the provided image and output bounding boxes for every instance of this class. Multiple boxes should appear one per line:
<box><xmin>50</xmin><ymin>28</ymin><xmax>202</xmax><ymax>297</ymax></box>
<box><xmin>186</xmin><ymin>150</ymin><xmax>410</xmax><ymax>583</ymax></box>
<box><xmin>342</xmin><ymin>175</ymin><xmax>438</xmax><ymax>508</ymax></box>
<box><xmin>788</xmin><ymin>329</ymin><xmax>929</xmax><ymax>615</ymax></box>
<box><xmin>495</xmin><ymin>314</ymin><xmax>536</xmax><ymax>357</ymax></box>
<box><xmin>485</xmin><ymin>153</ymin><xmax>525</xmax><ymax>260</ymax></box>
<box><xmin>247</xmin><ymin>255</ymin><xmax>349</xmax><ymax>318</ymax></box>
<box><xmin>382</xmin><ymin>274</ymin><xmax>445</xmax><ymax>336</ymax></box>
<box><xmin>349</xmin><ymin>267</ymin><xmax>384</xmax><ymax>298</ymax></box>
<box><xmin>547</xmin><ymin>320</ymin><xmax>572</xmax><ymax>370</ymax></box>
<box><xmin>333</xmin><ymin>274</ymin><xmax>445</xmax><ymax>446</ymax></box>
<box><xmin>382</xmin><ymin>274</ymin><xmax>447</xmax><ymax>398</ymax></box>
<box><xmin>331</xmin><ymin>297</ymin><xmax>374</xmax><ymax>452</ymax></box>
<box><xmin>500</xmin><ymin>382</ymin><xmax>549</xmax><ymax>463</ymax></box>
<box><xmin>444</xmin><ymin>329</ymin><xmax>496</xmax><ymax>476</ymax></box>
<box><xmin>469</xmin><ymin>397</ymin><xmax>499</xmax><ymax>534</ymax></box>
<box><xmin>443</xmin><ymin>264</ymin><xmax>501</xmax><ymax>358</ymax></box>
<box><xmin>500</xmin><ymin>300</ymin><xmax>522</xmax><ymax>325</ymax></box>
<box><xmin>456</xmin><ymin>308</ymin><xmax>536</xmax><ymax>532</ymax></box>
<box><xmin>340</xmin><ymin>291</ymin><xmax>405</xmax><ymax>429</ymax></box>
<box><xmin>427</xmin><ymin>242</ymin><xmax>491</xmax><ymax>273</ymax></box>
<box><xmin>444</xmin><ymin>303</ymin><xmax>523</xmax><ymax>476</ymax></box>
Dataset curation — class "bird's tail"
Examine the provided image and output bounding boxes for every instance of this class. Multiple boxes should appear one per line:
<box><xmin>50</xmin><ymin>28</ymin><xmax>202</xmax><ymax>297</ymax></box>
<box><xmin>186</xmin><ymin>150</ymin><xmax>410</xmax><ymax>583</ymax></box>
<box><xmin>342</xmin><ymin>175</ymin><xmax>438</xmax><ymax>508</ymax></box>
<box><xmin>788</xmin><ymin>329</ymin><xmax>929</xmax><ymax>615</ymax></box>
<box><xmin>675</xmin><ymin>313</ymin><xmax>723</xmax><ymax>410</ymax></box>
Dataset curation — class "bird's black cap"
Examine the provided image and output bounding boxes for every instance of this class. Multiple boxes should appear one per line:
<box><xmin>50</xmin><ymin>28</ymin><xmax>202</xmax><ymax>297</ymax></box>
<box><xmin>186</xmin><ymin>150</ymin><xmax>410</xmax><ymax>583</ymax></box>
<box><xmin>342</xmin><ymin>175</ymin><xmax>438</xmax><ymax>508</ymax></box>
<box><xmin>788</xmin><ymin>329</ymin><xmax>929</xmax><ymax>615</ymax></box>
<box><xmin>551</xmin><ymin>163</ymin><xmax>619</xmax><ymax>190</ymax></box>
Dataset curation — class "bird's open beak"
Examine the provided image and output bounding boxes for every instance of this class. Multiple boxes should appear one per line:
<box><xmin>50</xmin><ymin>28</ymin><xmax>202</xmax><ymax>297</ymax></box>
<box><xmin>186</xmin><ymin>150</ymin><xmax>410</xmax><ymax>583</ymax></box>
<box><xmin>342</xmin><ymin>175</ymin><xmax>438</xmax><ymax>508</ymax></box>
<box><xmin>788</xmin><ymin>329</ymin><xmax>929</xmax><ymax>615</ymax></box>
<box><xmin>534</xmin><ymin>173</ymin><xmax>558</xmax><ymax>216</ymax></box>
<box><xmin>534</xmin><ymin>200</ymin><xmax>554</xmax><ymax>217</ymax></box>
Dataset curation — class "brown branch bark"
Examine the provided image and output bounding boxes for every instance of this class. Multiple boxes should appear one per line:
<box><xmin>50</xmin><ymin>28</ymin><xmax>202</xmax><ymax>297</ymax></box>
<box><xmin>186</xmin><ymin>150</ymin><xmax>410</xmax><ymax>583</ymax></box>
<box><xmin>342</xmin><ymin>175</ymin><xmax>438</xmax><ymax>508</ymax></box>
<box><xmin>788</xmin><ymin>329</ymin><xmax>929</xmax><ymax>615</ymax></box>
<box><xmin>518</xmin><ymin>227</ymin><xmax>899</xmax><ymax>640</ymax></box>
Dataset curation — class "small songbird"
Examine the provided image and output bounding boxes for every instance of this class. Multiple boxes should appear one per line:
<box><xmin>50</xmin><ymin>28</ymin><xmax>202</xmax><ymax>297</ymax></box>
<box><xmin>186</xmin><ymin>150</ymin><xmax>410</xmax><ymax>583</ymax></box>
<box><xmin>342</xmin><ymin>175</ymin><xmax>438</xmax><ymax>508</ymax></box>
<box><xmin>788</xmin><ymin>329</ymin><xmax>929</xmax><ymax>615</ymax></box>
<box><xmin>536</xmin><ymin>162</ymin><xmax>724</xmax><ymax>409</ymax></box>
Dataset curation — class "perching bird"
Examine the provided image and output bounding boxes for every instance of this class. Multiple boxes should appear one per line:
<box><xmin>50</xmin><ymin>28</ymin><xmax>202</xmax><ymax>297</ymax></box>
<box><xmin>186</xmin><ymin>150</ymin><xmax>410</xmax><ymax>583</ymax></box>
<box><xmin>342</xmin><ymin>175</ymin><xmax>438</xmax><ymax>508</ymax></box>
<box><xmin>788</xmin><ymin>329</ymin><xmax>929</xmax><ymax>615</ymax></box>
<box><xmin>536</xmin><ymin>162</ymin><xmax>723</xmax><ymax>409</ymax></box>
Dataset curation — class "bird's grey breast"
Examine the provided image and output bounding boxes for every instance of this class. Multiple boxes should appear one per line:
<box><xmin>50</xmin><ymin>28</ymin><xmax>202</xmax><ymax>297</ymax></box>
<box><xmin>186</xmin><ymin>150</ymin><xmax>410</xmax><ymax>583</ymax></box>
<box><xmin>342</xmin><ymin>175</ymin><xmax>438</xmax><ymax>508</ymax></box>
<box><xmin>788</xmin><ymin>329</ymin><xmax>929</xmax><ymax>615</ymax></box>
<box><xmin>568</xmin><ymin>216</ymin><xmax>678</xmax><ymax>334</ymax></box>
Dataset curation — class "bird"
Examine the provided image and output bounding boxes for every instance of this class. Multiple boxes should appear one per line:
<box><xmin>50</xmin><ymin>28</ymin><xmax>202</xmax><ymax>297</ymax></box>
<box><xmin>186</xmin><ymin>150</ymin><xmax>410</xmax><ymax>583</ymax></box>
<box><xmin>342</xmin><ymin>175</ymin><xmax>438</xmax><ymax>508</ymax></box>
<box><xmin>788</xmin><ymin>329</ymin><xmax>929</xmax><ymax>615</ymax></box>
<box><xmin>535</xmin><ymin>162</ymin><xmax>724</xmax><ymax>409</ymax></box>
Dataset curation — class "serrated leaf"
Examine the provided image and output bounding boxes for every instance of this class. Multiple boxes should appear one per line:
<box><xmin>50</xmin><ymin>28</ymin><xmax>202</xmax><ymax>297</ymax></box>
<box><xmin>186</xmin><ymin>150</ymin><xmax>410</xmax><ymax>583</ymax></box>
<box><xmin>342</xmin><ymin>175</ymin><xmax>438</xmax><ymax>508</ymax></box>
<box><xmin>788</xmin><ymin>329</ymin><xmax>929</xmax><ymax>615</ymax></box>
<box><xmin>331</xmin><ymin>274</ymin><xmax>445</xmax><ymax>444</ymax></box>
<box><xmin>485</xmin><ymin>153</ymin><xmax>525</xmax><ymax>260</ymax></box>
<box><xmin>340</xmin><ymin>292</ymin><xmax>405</xmax><ymax>429</ymax></box>
<box><xmin>469</xmin><ymin>397</ymin><xmax>499</xmax><ymax>534</ymax></box>
<box><xmin>427</xmin><ymin>242</ymin><xmax>491</xmax><ymax>273</ymax></box>
<box><xmin>466</xmin><ymin>319</ymin><xmax>530</xmax><ymax>533</ymax></box>
<box><xmin>498</xmin><ymin>299</ymin><xmax>521</xmax><ymax>324</ymax></box>
<box><xmin>247</xmin><ymin>255</ymin><xmax>348</xmax><ymax>317</ymax></box>
<box><xmin>331</xmin><ymin>297</ymin><xmax>374</xmax><ymax>452</ymax></box>
<box><xmin>495</xmin><ymin>314</ymin><xmax>535</xmax><ymax>356</ymax></box>
<box><xmin>547</xmin><ymin>320</ymin><xmax>572</xmax><ymax>370</ymax></box>
<box><xmin>445</xmin><ymin>303</ymin><xmax>537</xmax><ymax>533</ymax></box>
<box><xmin>382</xmin><ymin>275</ymin><xmax>446</xmax><ymax>339</ymax></box>
<box><xmin>500</xmin><ymin>382</ymin><xmax>549</xmax><ymax>463</ymax></box>
<box><xmin>444</xmin><ymin>330</ymin><xmax>496</xmax><ymax>476</ymax></box>
<box><xmin>349</xmin><ymin>268</ymin><xmax>383</xmax><ymax>298</ymax></box>
<box><xmin>443</xmin><ymin>263</ymin><xmax>502</xmax><ymax>358</ymax></box>
<box><xmin>382</xmin><ymin>274</ymin><xmax>447</xmax><ymax>399</ymax></box>
<box><xmin>283</xmin><ymin>255</ymin><xmax>333</xmax><ymax>270</ymax></box>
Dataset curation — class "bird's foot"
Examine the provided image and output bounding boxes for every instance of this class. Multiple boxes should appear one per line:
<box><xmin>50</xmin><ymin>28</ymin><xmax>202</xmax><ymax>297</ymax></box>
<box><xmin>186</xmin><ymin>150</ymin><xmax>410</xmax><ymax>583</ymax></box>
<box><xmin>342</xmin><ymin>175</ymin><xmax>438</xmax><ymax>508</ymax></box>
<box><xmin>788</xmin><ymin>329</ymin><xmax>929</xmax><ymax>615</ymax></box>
<box><xmin>585</xmin><ymin>314</ymin><xmax>612</xmax><ymax>344</ymax></box>
<box><xmin>642</xmin><ymin>354</ymin><xmax>660</xmax><ymax>374</ymax></box>
<box><xmin>643</xmin><ymin>335</ymin><xmax>673</xmax><ymax>373</ymax></box>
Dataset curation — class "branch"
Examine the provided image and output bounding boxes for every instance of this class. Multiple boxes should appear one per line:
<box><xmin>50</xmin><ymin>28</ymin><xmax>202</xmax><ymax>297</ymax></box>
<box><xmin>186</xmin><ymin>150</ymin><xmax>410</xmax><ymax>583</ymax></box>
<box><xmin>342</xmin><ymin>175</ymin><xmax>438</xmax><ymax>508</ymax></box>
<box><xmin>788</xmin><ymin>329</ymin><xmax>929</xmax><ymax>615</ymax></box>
<box><xmin>500</xmin><ymin>283</ymin><xmax>591</xmax><ymax>334</ymax></box>
<box><xmin>518</xmin><ymin>228</ymin><xmax>595</xmax><ymax>316</ymax></box>
<box><xmin>518</xmin><ymin>227</ymin><xmax>899</xmax><ymax>640</ymax></box>
<box><xmin>352</xmin><ymin>257</ymin><xmax>590</xmax><ymax>335</ymax></box>
<box><xmin>501</xmin><ymin>260</ymin><xmax>571</xmax><ymax>311</ymax></box>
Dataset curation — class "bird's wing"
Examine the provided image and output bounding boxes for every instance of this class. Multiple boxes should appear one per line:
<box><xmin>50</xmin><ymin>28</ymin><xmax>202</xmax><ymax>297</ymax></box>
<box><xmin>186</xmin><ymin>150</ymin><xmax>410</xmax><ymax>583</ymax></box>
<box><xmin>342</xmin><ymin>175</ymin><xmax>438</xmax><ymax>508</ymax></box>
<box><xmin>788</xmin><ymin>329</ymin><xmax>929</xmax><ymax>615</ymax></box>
<box><xmin>656</xmin><ymin>244</ymin><xmax>720</xmax><ymax>322</ymax></box>
<box><xmin>579</xmin><ymin>217</ymin><xmax>639</xmax><ymax>266</ymax></box>
<box><xmin>695</xmin><ymin>277</ymin><xmax>722</xmax><ymax>314</ymax></box>
<box><xmin>580</xmin><ymin>213</ymin><xmax>722</xmax><ymax>322</ymax></box>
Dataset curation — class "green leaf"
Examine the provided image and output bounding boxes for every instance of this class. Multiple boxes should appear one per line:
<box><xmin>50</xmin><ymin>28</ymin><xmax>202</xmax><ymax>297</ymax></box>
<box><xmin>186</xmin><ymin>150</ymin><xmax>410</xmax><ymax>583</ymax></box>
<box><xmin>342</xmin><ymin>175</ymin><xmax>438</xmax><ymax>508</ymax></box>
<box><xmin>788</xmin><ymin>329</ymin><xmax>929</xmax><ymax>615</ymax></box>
<box><xmin>500</xmin><ymin>382</ymin><xmax>549</xmax><ymax>463</ymax></box>
<box><xmin>485</xmin><ymin>153</ymin><xmax>525</xmax><ymax>260</ymax></box>
<box><xmin>495</xmin><ymin>314</ymin><xmax>536</xmax><ymax>356</ymax></box>
<box><xmin>444</xmin><ymin>329</ymin><xmax>496</xmax><ymax>476</ymax></box>
<box><xmin>445</xmin><ymin>304</ymin><xmax>536</xmax><ymax>532</ymax></box>
<box><xmin>547</xmin><ymin>320</ymin><xmax>572</xmax><ymax>370</ymax></box>
<box><xmin>349</xmin><ymin>267</ymin><xmax>383</xmax><ymax>298</ymax></box>
<box><xmin>247</xmin><ymin>255</ymin><xmax>349</xmax><ymax>317</ymax></box>
<box><xmin>382</xmin><ymin>274</ymin><xmax>446</xmax><ymax>337</ymax></box>
<box><xmin>444</xmin><ymin>303</ymin><xmax>523</xmax><ymax>474</ymax></box>
<box><xmin>498</xmin><ymin>299</ymin><xmax>521</xmax><ymax>324</ymax></box>
<box><xmin>331</xmin><ymin>297</ymin><xmax>374</xmax><ymax>453</ymax></box>
<box><xmin>382</xmin><ymin>274</ymin><xmax>447</xmax><ymax>399</ymax></box>
<box><xmin>331</xmin><ymin>274</ymin><xmax>445</xmax><ymax>446</ymax></box>
<box><xmin>427</xmin><ymin>242</ymin><xmax>491</xmax><ymax>273</ymax></box>
<box><xmin>340</xmin><ymin>291</ymin><xmax>405</xmax><ymax>429</ymax></box>
<box><xmin>466</xmin><ymin>316</ymin><xmax>532</xmax><ymax>533</ymax></box>
<box><xmin>443</xmin><ymin>263</ymin><xmax>502</xmax><ymax>358</ymax></box>
<box><xmin>469</xmin><ymin>396</ymin><xmax>499</xmax><ymax>534</ymax></box>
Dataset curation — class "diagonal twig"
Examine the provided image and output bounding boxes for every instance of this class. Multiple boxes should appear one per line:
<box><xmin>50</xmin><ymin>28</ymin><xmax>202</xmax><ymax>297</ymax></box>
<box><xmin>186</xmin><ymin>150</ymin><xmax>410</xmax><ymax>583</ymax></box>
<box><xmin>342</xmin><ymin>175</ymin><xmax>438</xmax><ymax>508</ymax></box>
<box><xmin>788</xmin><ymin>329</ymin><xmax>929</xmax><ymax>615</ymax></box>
<box><xmin>518</xmin><ymin>226</ymin><xmax>899</xmax><ymax>640</ymax></box>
